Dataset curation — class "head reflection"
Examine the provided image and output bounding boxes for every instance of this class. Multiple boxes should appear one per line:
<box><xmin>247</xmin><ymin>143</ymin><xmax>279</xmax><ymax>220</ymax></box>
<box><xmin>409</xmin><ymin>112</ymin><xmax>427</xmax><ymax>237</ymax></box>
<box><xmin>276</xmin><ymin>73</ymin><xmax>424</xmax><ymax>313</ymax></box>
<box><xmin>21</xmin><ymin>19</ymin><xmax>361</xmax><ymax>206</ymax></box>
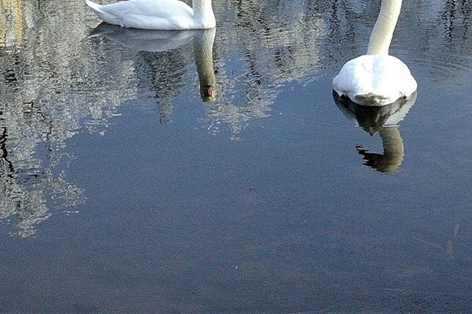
<box><xmin>89</xmin><ymin>24</ymin><xmax>216</xmax><ymax>102</ymax></box>
<box><xmin>333</xmin><ymin>91</ymin><xmax>417</xmax><ymax>173</ymax></box>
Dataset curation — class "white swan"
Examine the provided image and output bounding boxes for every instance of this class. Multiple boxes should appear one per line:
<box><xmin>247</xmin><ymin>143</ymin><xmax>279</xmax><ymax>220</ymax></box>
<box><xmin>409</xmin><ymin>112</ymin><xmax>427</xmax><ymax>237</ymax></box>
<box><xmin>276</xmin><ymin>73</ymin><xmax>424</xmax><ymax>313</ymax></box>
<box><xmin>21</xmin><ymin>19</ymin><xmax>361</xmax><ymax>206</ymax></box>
<box><xmin>332</xmin><ymin>0</ymin><xmax>417</xmax><ymax>106</ymax></box>
<box><xmin>85</xmin><ymin>0</ymin><xmax>215</xmax><ymax>30</ymax></box>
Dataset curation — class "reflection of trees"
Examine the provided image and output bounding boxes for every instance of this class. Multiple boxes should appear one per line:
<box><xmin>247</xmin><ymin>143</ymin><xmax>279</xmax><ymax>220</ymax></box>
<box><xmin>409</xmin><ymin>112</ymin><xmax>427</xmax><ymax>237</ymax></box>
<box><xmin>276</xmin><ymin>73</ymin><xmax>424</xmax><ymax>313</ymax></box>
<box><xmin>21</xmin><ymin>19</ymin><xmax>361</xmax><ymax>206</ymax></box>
<box><xmin>200</xmin><ymin>0</ymin><xmax>326</xmax><ymax>137</ymax></box>
<box><xmin>0</xmin><ymin>0</ymin><xmax>138</xmax><ymax>236</ymax></box>
<box><xmin>0</xmin><ymin>0</ymin><xmax>27</xmax><ymax>47</ymax></box>
<box><xmin>135</xmin><ymin>49</ymin><xmax>193</xmax><ymax>124</ymax></box>
<box><xmin>1</xmin><ymin>0</ymin><xmax>471</xmax><ymax>235</ymax></box>
<box><xmin>441</xmin><ymin>0</ymin><xmax>471</xmax><ymax>45</ymax></box>
<box><xmin>87</xmin><ymin>0</ymin><xmax>472</xmax><ymax>137</ymax></box>
<box><xmin>84</xmin><ymin>1</ymin><xmax>328</xmax><ymax>137</ymax></box>
<box><xmin>0</xmin><ymin>96</ymin><xmax>86</xmax><ymax>237</ymax></box>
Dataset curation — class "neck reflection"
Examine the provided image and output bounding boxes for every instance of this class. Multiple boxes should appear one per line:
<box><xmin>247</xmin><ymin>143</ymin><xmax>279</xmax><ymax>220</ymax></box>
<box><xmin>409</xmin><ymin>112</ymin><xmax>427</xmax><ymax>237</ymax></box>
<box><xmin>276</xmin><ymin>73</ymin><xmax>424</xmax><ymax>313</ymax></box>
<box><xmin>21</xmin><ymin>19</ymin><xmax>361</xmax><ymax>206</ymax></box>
<box><xmin>333</xmin><ymin>91</ymin><xmax>417</xmax><ymax>173</ymax></box>
<box><xmin>89</xmin><ymin>24</ymin><xmax>217</xmax><ymax>103</ymax></box>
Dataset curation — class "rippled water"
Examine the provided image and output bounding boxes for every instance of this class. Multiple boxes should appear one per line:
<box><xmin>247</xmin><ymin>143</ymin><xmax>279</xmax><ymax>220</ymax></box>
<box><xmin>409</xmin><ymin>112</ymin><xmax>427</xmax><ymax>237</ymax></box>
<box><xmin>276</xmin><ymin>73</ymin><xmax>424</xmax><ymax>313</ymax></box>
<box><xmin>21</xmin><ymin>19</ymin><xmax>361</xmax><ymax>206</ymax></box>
<box><xmin>1</xmin><ymin>0</ymin><xmax>472</xmax><ymax>312</ymax></box>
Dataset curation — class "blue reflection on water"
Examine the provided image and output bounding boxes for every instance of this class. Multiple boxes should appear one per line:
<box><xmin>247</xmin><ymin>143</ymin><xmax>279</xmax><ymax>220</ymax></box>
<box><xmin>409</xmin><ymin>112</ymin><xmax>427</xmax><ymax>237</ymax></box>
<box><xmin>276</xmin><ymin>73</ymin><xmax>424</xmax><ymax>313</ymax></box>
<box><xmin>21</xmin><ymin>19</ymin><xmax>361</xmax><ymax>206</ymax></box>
<box><xmin>1</xmin><ymin>0</ymin><xmax>472</xmax><ymax>312</ymax></box>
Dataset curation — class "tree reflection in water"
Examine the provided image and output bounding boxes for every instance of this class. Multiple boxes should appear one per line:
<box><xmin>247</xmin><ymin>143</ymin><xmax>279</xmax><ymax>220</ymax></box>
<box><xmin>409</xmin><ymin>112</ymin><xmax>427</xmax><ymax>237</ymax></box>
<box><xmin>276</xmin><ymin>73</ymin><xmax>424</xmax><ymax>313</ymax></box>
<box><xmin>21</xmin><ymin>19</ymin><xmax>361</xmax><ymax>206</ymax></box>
<box><xmin>0</xmin><ymin>0</ymin><xmax>471</xmax><ymax>237</ymax></box>
<box><xmin>0</xmin><ymin>0</ymin><xmax>126</xmax><ymax>237</ymax></box>
<box><xmin>0</xmin><ymin>116</ymin><xmax>85</xmax><ymax>237</ymax></box>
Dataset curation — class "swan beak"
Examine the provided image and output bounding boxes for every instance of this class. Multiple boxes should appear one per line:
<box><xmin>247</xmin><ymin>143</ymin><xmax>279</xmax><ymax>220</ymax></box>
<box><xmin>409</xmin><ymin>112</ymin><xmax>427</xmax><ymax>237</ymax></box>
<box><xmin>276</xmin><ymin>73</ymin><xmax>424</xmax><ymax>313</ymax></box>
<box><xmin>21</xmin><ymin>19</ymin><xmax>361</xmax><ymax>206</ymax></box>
<box><xmin>201</xmin><ymin>85</ymin><xmax>216</xmax><ymax>102</ymax></box>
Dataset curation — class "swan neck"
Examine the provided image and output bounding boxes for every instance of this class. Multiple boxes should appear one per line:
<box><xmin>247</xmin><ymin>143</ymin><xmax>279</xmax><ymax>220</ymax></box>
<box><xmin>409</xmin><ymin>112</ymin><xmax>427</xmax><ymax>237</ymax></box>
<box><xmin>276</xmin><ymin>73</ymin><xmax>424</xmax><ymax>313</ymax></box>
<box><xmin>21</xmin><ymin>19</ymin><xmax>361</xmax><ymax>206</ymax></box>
<box><xmin>192</xmin><ymin>0</ymin><xmax>213</xmax><ymax>16</ymax></box>
<box><xmin>191</xmin><ymin>0</ymin><xmax>215</xmax><ymax>28</ymax></box>
<box><xmin>195</xmin><ymin>29</ymin><xmax>216</xmax><ymax>101</ymax></box>
<box><xmin>379</xmin><ymin>126</ymin><xmax>404</xmax><ymax>169</ymax></box>
<box><xmin>367</xmin><ymin>0</ymin><xmax>402</xmax><ymax>55</ymax></box>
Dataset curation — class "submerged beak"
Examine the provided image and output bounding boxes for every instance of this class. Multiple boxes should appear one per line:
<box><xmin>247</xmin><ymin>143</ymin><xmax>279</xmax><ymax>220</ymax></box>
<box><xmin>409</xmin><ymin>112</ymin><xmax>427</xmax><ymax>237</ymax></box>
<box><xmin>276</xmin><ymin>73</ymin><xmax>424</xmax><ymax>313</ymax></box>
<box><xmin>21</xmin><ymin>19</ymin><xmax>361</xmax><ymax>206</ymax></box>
<box><xmin>201</xmin><ymin>84</ymin><xmax>216</xmax><ymax>102</ymax></box>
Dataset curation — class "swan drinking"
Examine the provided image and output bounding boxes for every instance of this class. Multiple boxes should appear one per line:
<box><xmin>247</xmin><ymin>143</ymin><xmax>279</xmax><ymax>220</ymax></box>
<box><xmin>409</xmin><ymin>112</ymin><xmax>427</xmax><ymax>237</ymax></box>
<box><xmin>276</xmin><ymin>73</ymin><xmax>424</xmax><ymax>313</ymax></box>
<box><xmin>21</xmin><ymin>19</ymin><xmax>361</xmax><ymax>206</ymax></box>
<box><xmin>332</xmin><ymin>0</ymin><xmax>417</xmax><ymax>106</ymax></box>
<box><xmin>85</xmin><ymin>0</ymin><xmax>215</xmax><ymax>30</ymax></box>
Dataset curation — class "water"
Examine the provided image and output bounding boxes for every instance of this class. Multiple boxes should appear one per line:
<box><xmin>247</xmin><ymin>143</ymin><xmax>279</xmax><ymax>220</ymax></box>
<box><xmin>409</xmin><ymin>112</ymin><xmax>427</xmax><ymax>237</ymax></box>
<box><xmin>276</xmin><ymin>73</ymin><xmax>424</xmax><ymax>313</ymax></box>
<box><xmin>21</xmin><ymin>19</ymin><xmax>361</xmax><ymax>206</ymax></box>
<box><xmin>1</xmin><ymin>0</ymin><xmax>472</xmax><ymax>312</ymax></box>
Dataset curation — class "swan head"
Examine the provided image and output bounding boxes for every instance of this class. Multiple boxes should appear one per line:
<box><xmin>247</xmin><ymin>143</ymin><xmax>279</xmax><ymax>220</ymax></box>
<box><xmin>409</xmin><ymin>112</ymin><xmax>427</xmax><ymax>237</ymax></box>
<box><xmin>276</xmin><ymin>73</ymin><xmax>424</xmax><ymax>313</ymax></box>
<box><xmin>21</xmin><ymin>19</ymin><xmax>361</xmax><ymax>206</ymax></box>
<box><xmin>200</xmin><ymin>84</ymin><xmax>216</xmax><ymax>102</ymax></box>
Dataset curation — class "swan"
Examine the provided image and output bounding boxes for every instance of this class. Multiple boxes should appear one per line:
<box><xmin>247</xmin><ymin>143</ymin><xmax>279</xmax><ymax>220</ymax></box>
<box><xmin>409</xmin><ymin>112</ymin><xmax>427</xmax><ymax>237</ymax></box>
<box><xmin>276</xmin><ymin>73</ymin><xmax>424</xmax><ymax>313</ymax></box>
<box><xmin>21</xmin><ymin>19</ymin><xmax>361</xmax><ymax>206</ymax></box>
<box><xmin>85</xmin><ymin>0</ymin><xmax>215</xmax><ymax>30</ymax></box>
<box><xmin>332</xmin><ymin>0</ymin><xmax>417</xmax><ymax>106</ymax></box>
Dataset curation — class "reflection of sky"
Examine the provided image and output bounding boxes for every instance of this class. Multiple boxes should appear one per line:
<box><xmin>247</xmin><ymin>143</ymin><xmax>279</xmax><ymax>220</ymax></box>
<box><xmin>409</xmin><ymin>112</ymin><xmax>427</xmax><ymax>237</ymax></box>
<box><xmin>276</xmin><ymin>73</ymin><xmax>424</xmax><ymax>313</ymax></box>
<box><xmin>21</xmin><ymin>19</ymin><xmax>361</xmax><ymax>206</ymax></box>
<box><xmin>392</xmin><ymin>0</ymin><xmax>472</xmax><ymax>82</ymax></box>
<box><xmin>201</xmin><ymin>0</ymin><xmax>327</xmax><ymax>135</ymax></box>
<box><xmin>2</xmin><ymin>1</ymin><xmax>472</xmax><ymax>312</ymax></box>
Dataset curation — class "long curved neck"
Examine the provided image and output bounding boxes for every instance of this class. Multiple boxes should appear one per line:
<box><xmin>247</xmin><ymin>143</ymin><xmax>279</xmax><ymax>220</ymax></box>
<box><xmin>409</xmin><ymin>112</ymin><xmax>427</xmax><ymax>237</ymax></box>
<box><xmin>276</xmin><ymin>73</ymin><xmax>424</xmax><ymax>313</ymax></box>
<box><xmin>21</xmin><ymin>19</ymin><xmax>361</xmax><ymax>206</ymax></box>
<box><xmin>367</xmin><ymin>0</ymin><xmax>403</xmax><ymax>55</ymax></box>
<box><xmin>195</xmin><ymin>29</ymin><xmax>216</xmax><ymax>101</ymax></box>
<box><xmin>192</xmin><ymin>0</ymin><xmax>214</xmax><ymax>22</ymax></box>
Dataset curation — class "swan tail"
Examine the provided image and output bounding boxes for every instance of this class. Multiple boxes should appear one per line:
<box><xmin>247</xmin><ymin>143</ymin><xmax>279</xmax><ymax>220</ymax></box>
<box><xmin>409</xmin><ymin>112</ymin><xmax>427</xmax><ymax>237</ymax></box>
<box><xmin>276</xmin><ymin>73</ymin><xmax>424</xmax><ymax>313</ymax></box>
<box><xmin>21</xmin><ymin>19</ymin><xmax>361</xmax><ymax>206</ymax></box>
<box><xmin>85</xmin><ymin>0</ymin><xmax>122</xmax><ymax>27</ymax></box>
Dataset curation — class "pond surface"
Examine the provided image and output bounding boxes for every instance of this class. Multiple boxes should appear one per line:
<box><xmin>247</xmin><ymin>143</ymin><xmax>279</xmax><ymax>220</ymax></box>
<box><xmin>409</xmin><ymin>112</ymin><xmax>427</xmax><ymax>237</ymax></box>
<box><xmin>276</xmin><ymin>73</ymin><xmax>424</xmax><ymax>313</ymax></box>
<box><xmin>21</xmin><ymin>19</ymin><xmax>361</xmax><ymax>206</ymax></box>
<box><xmin>1</xmin><ymin>0</ymin><xmax>472</xmax><ymax>312</ymax></box>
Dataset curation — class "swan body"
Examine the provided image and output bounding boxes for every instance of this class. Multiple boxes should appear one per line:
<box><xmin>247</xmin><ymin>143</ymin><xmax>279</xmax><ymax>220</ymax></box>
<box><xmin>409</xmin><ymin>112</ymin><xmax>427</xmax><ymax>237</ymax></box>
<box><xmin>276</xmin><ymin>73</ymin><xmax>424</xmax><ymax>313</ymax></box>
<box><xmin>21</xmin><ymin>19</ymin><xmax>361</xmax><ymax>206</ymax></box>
<box><xmin>85</xmin><ymin>0</ymin><xmax>215</xmax><ymax>30</ymax></box>
<box><xmin>333</xmin><ymin>54</ymin><xmax>417</xmax><ymax>106</ymax></box>
<box><xmin>332</xmin><ymin>0</ymin><xmax>416</xmax><ymax>106</ymax></box>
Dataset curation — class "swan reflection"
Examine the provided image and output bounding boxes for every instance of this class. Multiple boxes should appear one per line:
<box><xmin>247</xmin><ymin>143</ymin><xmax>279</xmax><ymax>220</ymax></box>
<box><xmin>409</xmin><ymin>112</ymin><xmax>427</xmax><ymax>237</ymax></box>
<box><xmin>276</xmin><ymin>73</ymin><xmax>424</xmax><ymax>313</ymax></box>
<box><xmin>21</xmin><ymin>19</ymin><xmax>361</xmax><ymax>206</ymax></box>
<box><xmin>89</xmin><ymin>3</ymin><xmax>327</xmax><ymax>136</ymax></box>
<box><xmin>89</xmin><ymin>23</ymin><xmax>196</xmax><ymax>51</ymax></box>
<box><xmin>333</xmin><ymin>91</ymin><xmax>417</xmax><ymax>173</ymax></box>
<box><xmin>89</xmin><ymin>23</ymin><xmax>216</xmax><ymax>102</ymax></box>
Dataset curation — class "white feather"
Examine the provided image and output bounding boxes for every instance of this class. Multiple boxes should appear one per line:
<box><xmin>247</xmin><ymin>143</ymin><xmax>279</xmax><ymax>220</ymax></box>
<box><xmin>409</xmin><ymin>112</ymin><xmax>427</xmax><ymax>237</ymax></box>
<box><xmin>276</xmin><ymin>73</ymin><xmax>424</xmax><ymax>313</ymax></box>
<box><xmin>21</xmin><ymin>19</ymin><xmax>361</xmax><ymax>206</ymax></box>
<box><xmin>333</xmin><ymin>55</ymin><xmax>417</xmax><ymax>106</ymax></box>
<box><xmin>85</xmin><ymin>0</ymin><xmax>215</xmax><ymax>30</ymax></box>
<box><xmin>332</xmin><ymin>0</ymin><xmax>417</xmax><ymax>106</ymax></box>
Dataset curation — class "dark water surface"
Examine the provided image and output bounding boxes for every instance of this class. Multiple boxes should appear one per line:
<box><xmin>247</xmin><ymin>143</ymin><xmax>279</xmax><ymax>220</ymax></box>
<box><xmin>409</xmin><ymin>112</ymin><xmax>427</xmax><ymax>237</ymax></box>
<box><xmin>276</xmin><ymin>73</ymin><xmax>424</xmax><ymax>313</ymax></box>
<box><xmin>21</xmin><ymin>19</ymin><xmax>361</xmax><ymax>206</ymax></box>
<box><xmin>1</xmin><ymin>0</ymin><xmax>472</xmax><ymax>312</ymax></box>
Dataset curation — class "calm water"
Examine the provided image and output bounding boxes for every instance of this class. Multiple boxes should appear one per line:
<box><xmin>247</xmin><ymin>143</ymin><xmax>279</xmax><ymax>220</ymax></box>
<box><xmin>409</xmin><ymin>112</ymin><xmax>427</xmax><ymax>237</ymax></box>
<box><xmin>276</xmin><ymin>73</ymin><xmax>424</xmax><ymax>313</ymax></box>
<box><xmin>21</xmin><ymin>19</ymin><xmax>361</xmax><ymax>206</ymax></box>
<box><xmin>1</xmin><ymin>0</ymin><xmax>472</xmax><ymax>312</ymax></box>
